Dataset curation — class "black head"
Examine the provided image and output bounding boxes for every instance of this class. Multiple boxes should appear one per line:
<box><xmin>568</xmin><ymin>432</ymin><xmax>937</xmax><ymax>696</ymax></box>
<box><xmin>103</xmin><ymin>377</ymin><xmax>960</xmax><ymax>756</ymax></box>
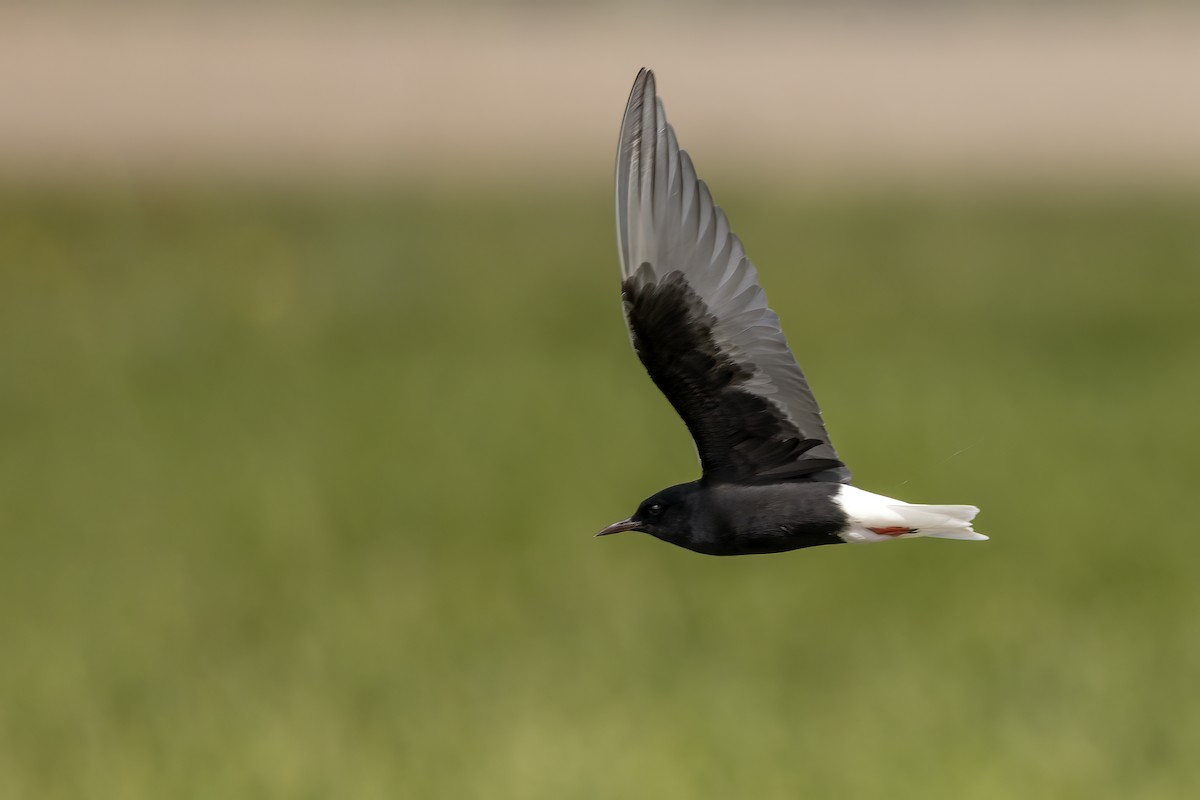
<box><xmin>596</xmin><ymin>482</ymin><xmax>702</xmax><ymax>549</ymax></box>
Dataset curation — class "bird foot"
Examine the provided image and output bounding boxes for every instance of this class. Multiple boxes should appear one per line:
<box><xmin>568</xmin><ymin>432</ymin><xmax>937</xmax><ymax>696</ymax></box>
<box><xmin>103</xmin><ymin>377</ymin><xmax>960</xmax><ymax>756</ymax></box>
<box><xmin>868</xmin><ymin>526</ymin><xmax>916</xmax><ymax>536</ymax></box>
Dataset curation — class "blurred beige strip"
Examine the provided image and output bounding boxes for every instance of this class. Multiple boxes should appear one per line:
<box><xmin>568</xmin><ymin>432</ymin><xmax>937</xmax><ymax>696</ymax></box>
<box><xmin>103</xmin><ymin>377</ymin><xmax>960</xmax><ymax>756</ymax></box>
<box><xmin>2</xmin><ymin>7</ymin><xmax>1199</xmax><ymax>186</ymax></box>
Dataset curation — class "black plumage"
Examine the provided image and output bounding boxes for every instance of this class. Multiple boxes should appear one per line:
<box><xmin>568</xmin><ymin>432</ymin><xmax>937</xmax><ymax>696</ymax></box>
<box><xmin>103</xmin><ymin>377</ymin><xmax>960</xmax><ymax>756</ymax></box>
<box><xmin>600</xmin><ymin>481</ymin><xmax>848</xmax><ymax>556</ymax></box>
<box><xmin>622</xmin><ymin>273</ymin><xmax>845</xmax><ymax>483</ymax></box>
<box><xmin>596</xmin><ymin>69</ymin><xmax>985</xmax><ymax>555</ymax></box>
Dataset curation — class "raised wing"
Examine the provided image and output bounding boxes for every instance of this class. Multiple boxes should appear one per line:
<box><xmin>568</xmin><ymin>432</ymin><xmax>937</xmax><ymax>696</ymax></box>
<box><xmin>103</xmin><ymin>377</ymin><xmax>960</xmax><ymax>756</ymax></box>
<box><xmin>615</xmin><ymin>69</ymin><xmax>850</xmax><ymax>484</ymax></box>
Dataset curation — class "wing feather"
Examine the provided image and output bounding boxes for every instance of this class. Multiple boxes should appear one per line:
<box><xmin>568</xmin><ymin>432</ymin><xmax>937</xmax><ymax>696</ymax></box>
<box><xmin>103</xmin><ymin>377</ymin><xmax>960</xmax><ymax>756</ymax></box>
<box><xmin>614</xmin><ymin>69</ymin><xmax>850</xmax><ymax>484</ymax></box>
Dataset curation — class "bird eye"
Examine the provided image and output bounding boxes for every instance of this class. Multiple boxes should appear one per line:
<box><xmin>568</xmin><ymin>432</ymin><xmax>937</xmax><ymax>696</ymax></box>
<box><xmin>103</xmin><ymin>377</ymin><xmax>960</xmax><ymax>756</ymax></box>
<box><xmin>647</xmin><ymin>503</ymin><xmax>663</xmax><ymax>517</ymax></box>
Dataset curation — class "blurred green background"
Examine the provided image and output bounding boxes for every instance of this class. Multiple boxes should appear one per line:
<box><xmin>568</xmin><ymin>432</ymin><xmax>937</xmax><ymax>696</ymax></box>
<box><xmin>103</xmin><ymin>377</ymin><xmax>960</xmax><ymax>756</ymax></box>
<box><xmin>3</xmin><ymin>187</ymin><xmax>1198</xmax><ymax>798</ymax></box>
<box><xmin>3</xmin><ymin>4</ymin><xmax>1200</xmax><ymax>799</ymax></box>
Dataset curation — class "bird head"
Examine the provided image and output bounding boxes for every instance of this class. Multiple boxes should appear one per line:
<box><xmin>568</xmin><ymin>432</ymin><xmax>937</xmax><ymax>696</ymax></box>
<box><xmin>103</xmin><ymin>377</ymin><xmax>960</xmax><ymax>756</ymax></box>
<box><xmin>596</xmin><ymin>482</ymin><xmax>700</xmax><ymax>547</ymax></box>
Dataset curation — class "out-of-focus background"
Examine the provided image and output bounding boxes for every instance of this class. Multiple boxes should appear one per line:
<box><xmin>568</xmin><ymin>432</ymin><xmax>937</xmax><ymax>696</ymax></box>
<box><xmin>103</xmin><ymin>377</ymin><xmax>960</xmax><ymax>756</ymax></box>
<box><xmin>2</xmin><ymin>3</ymin><xmax>1198</xmax><ymax>798</ymax></box>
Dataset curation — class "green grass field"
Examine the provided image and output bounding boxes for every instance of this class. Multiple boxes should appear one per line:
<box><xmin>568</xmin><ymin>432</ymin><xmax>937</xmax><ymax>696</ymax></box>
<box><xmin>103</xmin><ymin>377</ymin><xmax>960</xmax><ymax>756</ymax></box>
<box><xmin>1</xmin><ymin>186</ymin><xmax>1198</xmax><ymax>798</ymax></box>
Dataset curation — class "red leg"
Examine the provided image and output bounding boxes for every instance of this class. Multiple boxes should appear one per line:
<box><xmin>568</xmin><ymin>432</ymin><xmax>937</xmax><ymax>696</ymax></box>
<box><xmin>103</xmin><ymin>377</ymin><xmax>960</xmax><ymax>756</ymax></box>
<box><xmin>868</xmin><ymin>526</ymin><xmax>915</xmax><ymax>536</ymax></box>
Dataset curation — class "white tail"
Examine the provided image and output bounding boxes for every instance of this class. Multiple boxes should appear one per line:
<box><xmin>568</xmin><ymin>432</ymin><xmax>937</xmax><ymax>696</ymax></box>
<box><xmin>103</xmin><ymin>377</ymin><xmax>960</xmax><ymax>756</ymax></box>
<box><xmin>887</xmin><ymin>503</ymin><xmax>986</xmax><ymax>541</ymax></box>
<box><xmin>834</xmin><ymin>486</ymin><xmax>987</xmax><ymax>543</ymax></box>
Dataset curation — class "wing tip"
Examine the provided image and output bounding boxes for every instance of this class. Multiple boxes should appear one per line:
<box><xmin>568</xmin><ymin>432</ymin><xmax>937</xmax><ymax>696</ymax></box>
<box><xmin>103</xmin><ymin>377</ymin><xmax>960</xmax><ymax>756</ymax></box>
<box><xmin>625</xmin><ymin>68</ymin><xmax>656</xmax><ymax>120</ymax></box>
<box><xmin>618</xmin><ymin>67</ymin><xmax>658</xmax><ymax>156</ymax></box>
<box><xmin>616</xmin><ymin>68</ymin><xmax>663</xmax><ymax>279</ymax></box>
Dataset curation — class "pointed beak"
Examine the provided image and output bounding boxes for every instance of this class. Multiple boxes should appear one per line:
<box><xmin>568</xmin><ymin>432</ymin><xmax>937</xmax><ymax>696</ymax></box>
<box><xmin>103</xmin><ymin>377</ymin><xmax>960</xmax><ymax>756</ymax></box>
<box><xmin>595</xmin><ymin>518</ymin><xmax>641</xmax><ymax>537</ymax></box>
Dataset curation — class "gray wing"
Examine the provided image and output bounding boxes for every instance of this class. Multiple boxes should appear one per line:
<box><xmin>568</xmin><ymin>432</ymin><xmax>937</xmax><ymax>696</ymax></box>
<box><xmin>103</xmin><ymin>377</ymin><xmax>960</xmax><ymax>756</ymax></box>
<box><xmin>615</xmin><ymin>68</ymin><xmax>850</xmax><ymax>484</ymax></box>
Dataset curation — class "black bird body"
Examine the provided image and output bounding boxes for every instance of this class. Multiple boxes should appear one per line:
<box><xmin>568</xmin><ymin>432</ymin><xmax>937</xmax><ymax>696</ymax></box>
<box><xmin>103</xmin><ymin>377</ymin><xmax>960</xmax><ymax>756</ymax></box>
<box><xmin>596</xmin><ymin>70</ymin><xmax>986</xmax><ymax>556</ymax></box>
<box><xmin>629</xmin><ymin>481</ymin><xmax>847</xmax><ymax>556</ymax></box>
